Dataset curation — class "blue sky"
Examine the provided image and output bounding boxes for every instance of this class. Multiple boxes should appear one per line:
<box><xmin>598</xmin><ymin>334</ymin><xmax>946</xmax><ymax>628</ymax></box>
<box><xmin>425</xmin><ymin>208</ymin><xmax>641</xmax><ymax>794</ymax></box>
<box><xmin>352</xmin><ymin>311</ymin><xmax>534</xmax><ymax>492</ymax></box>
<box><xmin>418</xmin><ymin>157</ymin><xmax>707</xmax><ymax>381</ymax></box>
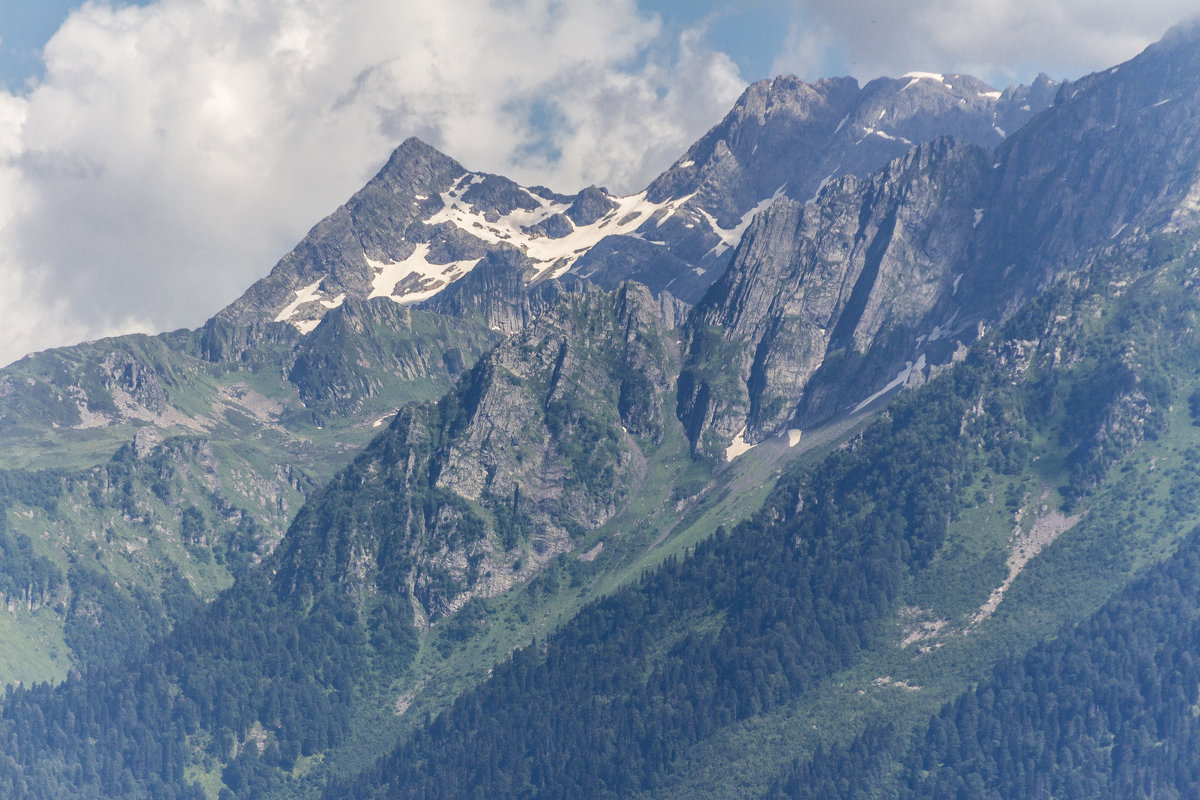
<box><xmin>637</xmin><ymin>0</ymin><xmax>797</xmax><ymax>79</ymax></box>
<box><xmin>0</xmin><ymin>1</ymin><xmax>153</xmax><ymax>89</ymax></box>
<box><xmin>0</xmin><ymin>1</ymin><xmax>797</xmax><ymax>86</ymax></box>
<box><xmin>0</xmin><ymin>1</ymin><xmax>80</xmax><ymax>88</ymax></box>
<box><xmin>0</xmin><ymin>0</ymin><xmax>1194</xmax><ymax>365</ymax></box>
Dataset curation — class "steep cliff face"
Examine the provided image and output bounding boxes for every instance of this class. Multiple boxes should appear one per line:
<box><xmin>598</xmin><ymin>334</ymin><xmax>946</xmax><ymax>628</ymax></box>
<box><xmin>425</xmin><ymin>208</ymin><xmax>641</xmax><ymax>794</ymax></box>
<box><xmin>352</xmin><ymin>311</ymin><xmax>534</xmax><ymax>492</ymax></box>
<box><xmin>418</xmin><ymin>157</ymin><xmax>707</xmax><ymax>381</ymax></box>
<box><xmin>678</xmin><ymin>29</ymin><xmax>1200</xmax><ymax>454</ymax></box>
<box><xmin>679</xmin><ymin>139</ymin><xmax>988</xmax><ymax>452</ymax></box>
<box><xmin>968</xmin><ymin>24</ymin><xmax>1200</xmax><ymax>302</ymax></box>
<box><xmin>420</xmin><ymin>250</ymin><xmax>593</xmax><ymax>335</ymax></box>
<box><xmin>272</xmin><ymin>283</ymin><xmax>675</xmax><ymax>620</ymax></box>
<box><xmin>610</xmin><ymin>71</ymin><xmax>1056</xmax><ymax>301</ymax></box>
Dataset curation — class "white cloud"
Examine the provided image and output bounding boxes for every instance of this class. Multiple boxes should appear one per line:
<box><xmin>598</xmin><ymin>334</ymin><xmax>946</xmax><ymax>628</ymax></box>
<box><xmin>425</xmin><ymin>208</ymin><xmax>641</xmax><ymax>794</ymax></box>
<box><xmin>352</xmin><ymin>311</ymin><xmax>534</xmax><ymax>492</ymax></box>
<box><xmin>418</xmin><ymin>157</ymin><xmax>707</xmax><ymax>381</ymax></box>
<box><xmin>775</xmin><ymin>2</ymin><xmax>1198</xmax><ymax>87</ymax></box>
<box><xmin>769</xmin><ymin>19</ymin><xmax>838</xmax><ymax>85</ymax></box>
<box><xmin>0</xmin><ymin>0</ymin><xmax>745</xmax><ymax>367</ymax></box>
<box><xmin>518</xmin><ymin>25</ymin><xmax>745</xmax><ymax>193</ymax></box>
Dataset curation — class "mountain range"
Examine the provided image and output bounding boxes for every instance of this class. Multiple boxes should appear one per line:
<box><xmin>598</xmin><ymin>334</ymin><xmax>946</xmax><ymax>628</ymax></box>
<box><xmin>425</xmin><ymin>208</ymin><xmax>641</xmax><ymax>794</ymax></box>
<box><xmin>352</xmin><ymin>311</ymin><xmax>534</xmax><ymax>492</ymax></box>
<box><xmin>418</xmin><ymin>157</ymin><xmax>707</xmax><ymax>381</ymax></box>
<box><xmin>3</xmin><ymin>19</ymin><xmax>1200</xmax><ymax>800</ymax></box>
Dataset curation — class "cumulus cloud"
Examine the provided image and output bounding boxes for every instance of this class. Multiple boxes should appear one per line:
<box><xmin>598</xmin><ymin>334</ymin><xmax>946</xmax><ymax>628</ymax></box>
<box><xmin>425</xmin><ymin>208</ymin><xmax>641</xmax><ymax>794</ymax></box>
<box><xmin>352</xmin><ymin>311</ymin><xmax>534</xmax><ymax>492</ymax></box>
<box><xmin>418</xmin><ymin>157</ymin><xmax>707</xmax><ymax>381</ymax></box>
<box><xmin>0</xmin><ymin>0</ymin><xmax>744</xmax><ymax>366</ymax></box>
<box><xmin>519</xmin><ymin>25</ymin><xmax>745</xmax><ymax>193</ymax></box>
<box><xmin>772</xmin><ymin>1</ymin><xmax>1198</xmax><ymax>87</ymax></box>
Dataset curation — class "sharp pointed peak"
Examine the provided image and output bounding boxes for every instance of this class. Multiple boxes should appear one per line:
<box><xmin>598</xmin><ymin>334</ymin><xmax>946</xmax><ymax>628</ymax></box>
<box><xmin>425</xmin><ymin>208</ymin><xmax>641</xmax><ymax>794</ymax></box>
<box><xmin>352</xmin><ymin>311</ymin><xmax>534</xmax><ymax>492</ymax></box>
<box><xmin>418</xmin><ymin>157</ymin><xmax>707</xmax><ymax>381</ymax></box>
<box><xmin>361</xmin><ymin>136</ymin><xmax>469</xmax><ymax>197</ymax></box>
<box><xmin>382</xmin><ymin>136</ymin><xmax>463</xmax><ymax>171</ymax></box>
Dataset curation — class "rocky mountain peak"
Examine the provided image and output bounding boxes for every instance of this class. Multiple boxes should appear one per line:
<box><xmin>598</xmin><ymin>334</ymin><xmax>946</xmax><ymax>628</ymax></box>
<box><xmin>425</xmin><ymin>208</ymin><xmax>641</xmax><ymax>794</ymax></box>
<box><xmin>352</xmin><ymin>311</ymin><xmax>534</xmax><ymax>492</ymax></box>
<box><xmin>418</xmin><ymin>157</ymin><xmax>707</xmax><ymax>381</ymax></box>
<box><xmin>374</xmin><ymin>136</ymin><xmax>468</xmax><ymax>192</ymax></box>
<box><xmin>212</xmin><ymin>68</ymin><xmax>1063</xmax><ymax>341</ymax></box>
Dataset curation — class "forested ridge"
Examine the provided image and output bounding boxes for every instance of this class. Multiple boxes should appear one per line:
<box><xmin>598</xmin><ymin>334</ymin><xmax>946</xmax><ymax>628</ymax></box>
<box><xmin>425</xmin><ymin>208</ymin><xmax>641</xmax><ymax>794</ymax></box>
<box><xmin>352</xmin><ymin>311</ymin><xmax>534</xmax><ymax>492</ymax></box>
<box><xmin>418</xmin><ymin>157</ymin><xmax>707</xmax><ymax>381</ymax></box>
<box><xmin>773</xmin><ymin>521</ymin><xmax>1200</xmax><ymax>800</ymax></box>
<box><xmin>0</xmin><ymin>471</ymin><xmax>67</xmax><ymax>618</ymax></box>
<box><xmin>0</xmin><ymin>286</ymin><xmax>673</xmax><ymax>799</ymax></box>
<box><xmin>0</xmin><ymin>566</ymin><xmax>390</xmax><ymax>799</ymax></box>
<box><xmin>326</xmin><ymin>242</ymin><xmax>1200</xmax><ymax>799</ymax></box>
<box><xmin>0</xmin><ymin>427</ymin><xmax>424</xmax><ymax>799</ymax></box>
<box><xmin>327</xmin><ymin>349</ymin><xmax>1023</xmax><ymax>798</ymax></box>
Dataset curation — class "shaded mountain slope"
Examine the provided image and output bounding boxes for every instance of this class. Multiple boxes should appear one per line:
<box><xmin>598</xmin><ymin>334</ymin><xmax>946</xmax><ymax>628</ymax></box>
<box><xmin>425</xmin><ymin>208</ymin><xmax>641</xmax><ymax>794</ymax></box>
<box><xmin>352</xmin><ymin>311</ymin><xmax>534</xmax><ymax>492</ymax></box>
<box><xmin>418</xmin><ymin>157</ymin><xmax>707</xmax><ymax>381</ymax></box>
<box><xmin>775</xmin><ymin>514</ymin><xmax>1200</xmax><ymax>800</ymax></box>
<box><xmin>0</xmin><ymin>281</ymin><xmax>688</xmax><ymax>799</ymax></box>
<box><xmin>273</xmin><ymin>282</ymin><xmax>678</xmax><ymax>621</ymax></box>
<box><xmin>0</xmin><ymin>303</ymin><xmax>497</xmax><ymax>681</ymax></box>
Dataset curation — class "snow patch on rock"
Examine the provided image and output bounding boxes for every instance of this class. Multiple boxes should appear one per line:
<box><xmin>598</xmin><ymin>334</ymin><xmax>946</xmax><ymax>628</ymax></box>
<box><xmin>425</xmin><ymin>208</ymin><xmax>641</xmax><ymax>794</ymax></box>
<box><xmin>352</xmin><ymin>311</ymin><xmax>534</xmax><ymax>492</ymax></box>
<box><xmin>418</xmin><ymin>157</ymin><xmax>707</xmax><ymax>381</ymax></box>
<box><xmin>700</xmin><ymin>185</ymin><xmax>786</xmax><ymax>259</ymax></box>
<box><xmin>725</xmin><ymin>427</ymin><xmax>756</xmax><ymax>461</ymax></box>
<box><xmin>366</xmin><ymin>244</ymin><xmax>482</xmax><ymax>306</ymax></box>
<box><xmin>902</xmin><ymin>71</ymin><xmax>946</xmax><ymax>90</ymax></box>
<box><xmin>426</xmin><ymin>172</ymin><xmax>695</xmax><ymax>281</ymax></box>
<box><xmin>274</xmin><ymin>280</ymin><xmax>346</xmax><ymax>330</ymax></box>
<box><xmin>853</xmin><ymin>353</ymin><xmax>926</xmax><ymax>413</ymax></box>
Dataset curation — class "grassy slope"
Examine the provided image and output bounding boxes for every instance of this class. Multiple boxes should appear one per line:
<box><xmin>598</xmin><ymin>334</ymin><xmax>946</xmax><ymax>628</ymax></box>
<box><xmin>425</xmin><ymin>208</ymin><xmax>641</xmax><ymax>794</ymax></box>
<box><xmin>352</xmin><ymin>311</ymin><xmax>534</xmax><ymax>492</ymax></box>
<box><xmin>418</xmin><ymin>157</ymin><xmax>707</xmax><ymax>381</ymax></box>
<box><xmin>652</xmin><ymin>400</ymin><xmax>1200</xmax><ymax>799</ymax></box>
<box><xmin>279</xmin><ymin>396</ymin><xmax>881</xmax><ymax>796</ymax></box>
<box><xmin>0</xmin><ymin>311</ymin><xmax>494</xmax><ymax>687</ymax></box>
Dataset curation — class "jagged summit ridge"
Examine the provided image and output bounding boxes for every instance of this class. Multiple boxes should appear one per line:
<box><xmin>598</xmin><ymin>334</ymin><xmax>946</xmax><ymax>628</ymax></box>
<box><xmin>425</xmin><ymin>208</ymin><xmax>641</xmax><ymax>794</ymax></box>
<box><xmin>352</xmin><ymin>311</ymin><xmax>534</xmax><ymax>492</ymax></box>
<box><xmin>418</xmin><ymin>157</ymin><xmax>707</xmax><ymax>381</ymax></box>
<box><xmin>646</xmin><ymin>70</ymin><xmax>1057</xmax><ymax>224</ymax></box>
<box><xmin>219</xmin><ymin>71</ymin><xmax>1057</xmax><ymax>334</ymax></box>
<box><xmin>227</xmin><ymin>137</ymin><xmax>705</xmax><ymax>333</ymax></box>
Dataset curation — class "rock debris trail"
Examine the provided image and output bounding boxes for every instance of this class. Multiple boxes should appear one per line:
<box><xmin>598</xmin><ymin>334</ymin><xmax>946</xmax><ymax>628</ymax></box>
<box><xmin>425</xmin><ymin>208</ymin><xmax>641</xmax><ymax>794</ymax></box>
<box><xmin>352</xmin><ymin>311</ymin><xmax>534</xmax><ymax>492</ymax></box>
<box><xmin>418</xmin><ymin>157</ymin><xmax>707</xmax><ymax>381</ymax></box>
<box><xmin>971</xmin><ymin>499</ymin><xmax>1083</xmax><ymax>627</ymax></box>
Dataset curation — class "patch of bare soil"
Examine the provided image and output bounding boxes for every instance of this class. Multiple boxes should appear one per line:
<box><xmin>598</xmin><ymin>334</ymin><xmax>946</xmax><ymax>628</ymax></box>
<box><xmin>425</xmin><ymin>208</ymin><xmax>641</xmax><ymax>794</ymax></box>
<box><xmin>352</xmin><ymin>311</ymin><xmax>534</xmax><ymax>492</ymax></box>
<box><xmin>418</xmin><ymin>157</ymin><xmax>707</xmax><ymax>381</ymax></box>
<box><xmin>578</xmin><ymin>541</ymin><xmax>604</xmax><ymax>562</ymax></box>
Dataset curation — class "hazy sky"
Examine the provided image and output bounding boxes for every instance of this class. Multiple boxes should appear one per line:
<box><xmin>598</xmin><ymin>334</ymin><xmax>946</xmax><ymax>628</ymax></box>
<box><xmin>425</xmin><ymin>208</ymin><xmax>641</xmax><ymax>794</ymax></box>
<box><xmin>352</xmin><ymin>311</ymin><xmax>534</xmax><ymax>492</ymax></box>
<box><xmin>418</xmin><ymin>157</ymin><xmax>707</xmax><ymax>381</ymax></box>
<box><xmin>0</xmin><ymin>1</ymin><xmax>1194</xmax><ymax>366</ymax></box>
